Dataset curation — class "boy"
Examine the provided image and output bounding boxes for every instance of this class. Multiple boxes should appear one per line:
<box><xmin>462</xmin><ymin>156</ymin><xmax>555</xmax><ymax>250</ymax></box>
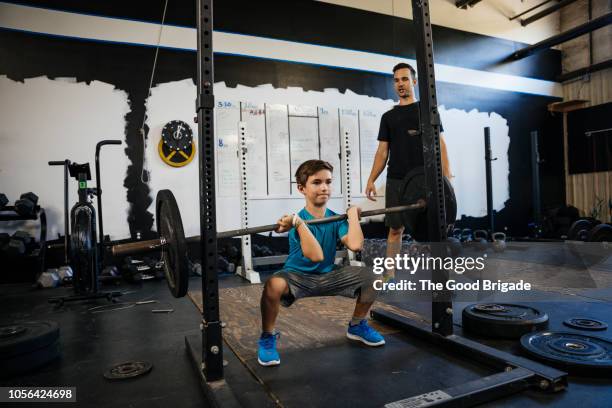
<box><xmin>258</xmin><ymin>159</ymin><xmax>384</xmax><ymax>366</ymax></box>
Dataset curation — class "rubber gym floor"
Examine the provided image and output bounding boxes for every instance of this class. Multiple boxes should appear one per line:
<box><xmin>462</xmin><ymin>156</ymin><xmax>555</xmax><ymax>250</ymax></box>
<box><xmin>2</xmin><ymin>255</ymin><xmax>612</xmax><ymax>408</ymax></box>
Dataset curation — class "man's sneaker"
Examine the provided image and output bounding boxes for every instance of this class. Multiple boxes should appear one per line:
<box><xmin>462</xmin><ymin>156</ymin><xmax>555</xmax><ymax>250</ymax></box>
<box><xmin>347</xmin><ymin>320</ymin><xmax>386</xmax><ymax>346</ymax></box>
<box><xmin>257</xmin><ymin>332</ymin><xmax>280</xmax><ymax>366</ymax></box>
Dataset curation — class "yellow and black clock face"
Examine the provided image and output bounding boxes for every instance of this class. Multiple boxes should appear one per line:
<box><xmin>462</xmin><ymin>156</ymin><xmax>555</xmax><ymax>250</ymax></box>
<box><xmin>158</xmin><ymin>120</ymin><xmax>196</xmax><ymax>167</ymax></box>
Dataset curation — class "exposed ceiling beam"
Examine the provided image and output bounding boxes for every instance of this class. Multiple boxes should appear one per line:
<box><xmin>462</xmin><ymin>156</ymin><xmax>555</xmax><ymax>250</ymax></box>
<box><xmin>557</xmin><ymin>58</ymin><xmax>612</xmax><ymax>82</ymax></box>
<box><xmin>509</xmin><ymin>0</ymin><xmax>554</xmax><ymax>21</ymax></box>
<box><xmin>512</xmin><ymin>12</ymin><xmax>612</xmax><ymax>59</ymax></box>
<box><xmin>455</xmin><ymin>0</ymin><xmax>482</xmax><ymax>10</ymax></box>
<box><xmin>521</xmin><ymin>0</ymin><xmax>580</xmax><ymax>26</ymax></box>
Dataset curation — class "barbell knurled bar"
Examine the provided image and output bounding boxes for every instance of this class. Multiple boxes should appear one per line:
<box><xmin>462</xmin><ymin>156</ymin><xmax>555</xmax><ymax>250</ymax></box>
<box><xmin>111</xmin><ymin>203</ymin><xmax>425</xmax><ymax>257</ymax></box>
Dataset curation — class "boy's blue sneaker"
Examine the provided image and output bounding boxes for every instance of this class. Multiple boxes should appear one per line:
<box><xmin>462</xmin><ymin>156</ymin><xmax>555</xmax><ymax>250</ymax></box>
<box><xmin>347</xmin><ymin>320</ymin><xmax>386</xmax><ymax>346</ymax></box>
<box><xmin>258</xmin><ymin>332</ymin><xmax>280</xmax><ymax>366</ymax></box>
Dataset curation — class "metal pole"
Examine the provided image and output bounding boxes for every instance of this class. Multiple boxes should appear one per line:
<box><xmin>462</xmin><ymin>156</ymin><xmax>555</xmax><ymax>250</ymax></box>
<box><xmin>411</xmin><ymin>0</ymin><xmax>453</xmax><ymax>336</ymax></box>
<box><xmin>63</xmin><ymin>160</ymin><xmax>70</xmax><ymax>264</ymax></box>
<box><xmin>196</xmin><ymin>0</ymin><xmax>223</xmax><ymax>382</ymax></box>
<box><xmin>484</xmin><ymin>128</ymin><xmax>495</xmax><ymax>233</ymax></box>
<box><xmin>95</xmin><ymin>141</ymin><xmax>122</xmax><ymax>248</ymax></box>
<box><xmin>531</xmin><ymin>131</ymin><xmax>542</xmax><ymax>229</ymax></box>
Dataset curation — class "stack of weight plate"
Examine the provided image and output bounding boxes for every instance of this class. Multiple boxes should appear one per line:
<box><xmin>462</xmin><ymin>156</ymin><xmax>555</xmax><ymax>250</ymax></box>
<box><xmin>0</xmin><ymin>321</ymin><xmax>61</xmax><ymax>378</ymax></box>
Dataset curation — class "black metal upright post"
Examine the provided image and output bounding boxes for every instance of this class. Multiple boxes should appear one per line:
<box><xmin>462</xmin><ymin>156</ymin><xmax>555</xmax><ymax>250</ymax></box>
<box><xmin>63</xmin><ymin>160</ymin><xmax>70</xmax><ymax>264</ymax></box>
<box><xmin>484</xmin><ymin>127</ymin><xmax>495</xmax><ymax>232</ymax></box>
<box><xmin>531</xmin><ymin>131</ymin><xmax>542</xmax><ymax>230</ymax></box>
<box><xmin>196</xmin><ymin>0</ymin><xmax>223</xmax><ymax>381</ymax></box>
<box><xmin>95</xmin><ymin>140</ymin><xmax>122</xmax><ymax>248</ymax></box>
<box><xmin>411</xmin><ymin>0</ymin><xmax>452</xmax><ymax>335</ymax></box>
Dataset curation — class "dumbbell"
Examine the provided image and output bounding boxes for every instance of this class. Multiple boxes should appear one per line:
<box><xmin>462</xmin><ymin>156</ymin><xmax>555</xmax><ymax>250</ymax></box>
<box><xmin>0</xmin><ymin>193</ymin><xmax>8</xmax><ymax>210</ymax></box>
<box><xmin>123</xmin><ymin>257</ymin><xmax>152</xmax><ymax>279</ymax></box>
<box><xmin>452</xmin><ymin>228</ymin><xmax>462</xmax><ymax>240</ymax></box>
<box><xmin>492</xmin><ymin>232</ymin><xmax>507</xmax><ymax>252</ymax></box>
<box><xmin>218</xmin><ymin>256</ymin><xmax>236</xmax><ymax>273</ymax></box>
<box><xmin>252</xmin><ymin>244</ymin><xmax>264</xmax><ymax>257</ymax></box>
<box><xmin>445</xmin><ymin>237</ymin><xmax>462</xmax><ymax>257</ymax></box>
<box><xmin>191</xmin><ymin>261</ymin><xmax>202</xmax><ymax>276</ymax></box>
<box><xmin>57</xmin><ymin>265</ymin><xmax>74</xmax><ymax>283</ymax></box>
<box><xmin>460</xmin><ymin>228</ymin><xmax>473</xmax><ymax>244</ymax></box>
<box><xmin>5</xmin><ymin>231</ymin><xmax>33</xmax><ymax>256</ymax></box>
<box><xmin>226</xmin><ymin>244</ymin><xmax>239</xmax><ymax>259</ymax></box>
<box><xmin>14</xmin><ymin>192</ymin><xmax>39</xmax><ymax>216</ymax></box>
<box><xmin>473</xmin><ymin>230</ymin><xmax>489</xmax><ymax>251</ymax></box>
<box><xmin>37</xmin><ymin>269</ymin><xmax>61</xmax><ymax>288</ymax></box>
<box><xmin>260</xmin><ymin>245</ymin><xmax>274</xmax><ymax>257</ymax></box>
<box><xmin>100</xmin><ymin>265</ymin><xmax>120</xmax><ymax>283</ymax></box>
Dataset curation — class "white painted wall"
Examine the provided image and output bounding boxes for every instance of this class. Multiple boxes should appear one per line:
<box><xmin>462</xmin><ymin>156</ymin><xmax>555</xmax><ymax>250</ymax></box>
<box><xmin>318</xmin><ymin>0</ymin><xmax>561</xmax><ymax>44</ymax></box>
<box><xmin>0</xmin><ymin>76</ymin><xmax>131</xmax><ymax>240</ymax></box>
<box><xmin>144</xmin><ymin>80</ymin><xmax>510</xmax><ymax>238</ymax></box>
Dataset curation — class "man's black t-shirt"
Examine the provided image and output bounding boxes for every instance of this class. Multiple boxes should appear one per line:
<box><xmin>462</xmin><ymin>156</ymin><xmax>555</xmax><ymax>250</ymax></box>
<box><xmin>377</xmin><ymin>102</ymin><xmax>442</xmax><ymax>180</ymax></box>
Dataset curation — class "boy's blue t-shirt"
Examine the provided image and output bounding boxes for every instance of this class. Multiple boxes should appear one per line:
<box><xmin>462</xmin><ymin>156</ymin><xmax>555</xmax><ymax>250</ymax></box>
<box><xmin>283</xmin><ymin>208</ymin><xmax>349</xmax><ymax>274</ymax></box>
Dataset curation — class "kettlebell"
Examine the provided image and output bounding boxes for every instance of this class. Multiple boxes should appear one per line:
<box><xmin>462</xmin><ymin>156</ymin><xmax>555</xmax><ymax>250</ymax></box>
<box><xmin>492</xmin><ymin>232</ymin><xmax>506</xmax><ymax>252</ymax></box>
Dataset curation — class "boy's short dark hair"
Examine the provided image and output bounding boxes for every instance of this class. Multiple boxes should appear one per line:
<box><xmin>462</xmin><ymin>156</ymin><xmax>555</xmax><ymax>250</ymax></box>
<box><xmin>295</xmin><ymin>160</ymin><xmax>334</xmax><ymax>187</ymax></box>
<box><xmin>392</xmin><ymin>62</ymin><xmax>416</xmax><ymax>79</ymax></box>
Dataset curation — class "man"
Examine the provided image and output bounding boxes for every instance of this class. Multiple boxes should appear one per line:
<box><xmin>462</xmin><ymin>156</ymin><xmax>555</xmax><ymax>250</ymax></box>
<box><xmin>258</xmin><ymin>159</ymin><xmax>383</xmax><ymax>367</ymax></box>
<box><xmin>365</xmin><ymin>63</ymin><xmax>451</xmax><ymax>282</ymax></box>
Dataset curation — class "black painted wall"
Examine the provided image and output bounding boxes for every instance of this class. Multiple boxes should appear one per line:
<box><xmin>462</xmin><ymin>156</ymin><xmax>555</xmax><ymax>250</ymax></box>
<box><xmin>568</xmin><ymin>102</ymin><xmax>612</xmax><ymax>174</ymax></box>
<box><xmin>0</xmin><ymin>0</ymin><xmax>565</xmax><ymax>237</ymax></box>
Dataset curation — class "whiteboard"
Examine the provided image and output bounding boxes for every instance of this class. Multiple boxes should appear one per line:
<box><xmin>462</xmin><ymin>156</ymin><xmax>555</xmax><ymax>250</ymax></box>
<box><xmin>318</xmin><ymin>107</ymin><xmax>342</xmax><ymax>196</ymax></box>
<box><xmin>212</xmin><ymin>102</ymin><xmax>390</xmax><ymax>202</ymax></box>
<box><xmin>266</xmin><ymin>104</ymin><xmax>291</xmax><ymax>196</ymax></box>
<box><xmin>240</xmin><ymin>102</ymin><xmax>268</xmax><ymax>196</ymax></box>
<box><xmin>215</xmin><ymin>100</ymin><xmax>240</xmax><ymax>197</ymax></box>
<box><xmin>289</xmin><ymin>116</ymin><xmax>319</xmax><ymax>195</ymax></box>
<box><xmin>359</xmin><ymin>109</ymin><xmax>386</xmax><ymax>194</ymax></box>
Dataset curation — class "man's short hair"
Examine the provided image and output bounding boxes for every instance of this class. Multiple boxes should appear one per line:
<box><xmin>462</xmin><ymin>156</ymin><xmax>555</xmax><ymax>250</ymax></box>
<box><xmin>392</xmin><ymin>62</ymin><xmax>416</xmax><ymax>79</ymax></box>
<box><xmin>295</xmin><ymin>160</ymin><xmax>334</xmax><ymax>187</ymax></box>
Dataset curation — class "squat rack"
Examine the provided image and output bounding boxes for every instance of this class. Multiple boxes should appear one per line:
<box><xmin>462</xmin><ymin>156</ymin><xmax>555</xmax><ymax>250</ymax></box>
<box><xmin>189</xmin><ymin>0</ymin><xmax>568</xmax><ymax>406</ymax></box>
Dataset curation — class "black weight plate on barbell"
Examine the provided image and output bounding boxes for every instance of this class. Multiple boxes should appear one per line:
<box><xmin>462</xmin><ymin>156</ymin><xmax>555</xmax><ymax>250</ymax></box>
<box><xmin>156</xmin><ymin>190</ymin><xmax>188</xmax><ymax>298</ymax></box>
<box><xmin>400</xmin><ymin>168</ymin><xmax>457</xmax><ymax>241</ymax></box>
<box><xmin>564</xmin><ymin>317</ymin><xmax>608</xmax><ymax>331</ymax></box>
<box><xmin>104</xmin><ymin>360</ymin><xmax>153</xmax><ymax>380</ymax></box>
<box><xmin>462</xmin><ymin>303</ymin><xmax>549</xmax><ymax>339</ymax></box>
<box><xmin>567</xmin><ymin>219</ymin><xmax>596</xmax><ymax>241</ymax></box>
<box><xmin>0</xmin><ymin>321</ymin><xmax>60</xmax><ymax>357</ymax></box>
<box><xmin>587</xmin><ymin>223</ymin><xmax>612</xmax><ymax>242</ymax></box>
<box><xmin>520</xmin><ymin>331</ymin><xmax>612</xmax><ymax>376</ymax></box>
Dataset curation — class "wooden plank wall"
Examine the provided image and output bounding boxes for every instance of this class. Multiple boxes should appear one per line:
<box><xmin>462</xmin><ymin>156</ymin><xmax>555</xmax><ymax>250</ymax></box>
<box><xmin>560</xmin><ymin>0</ymin><xmax>612</xmax><ymax>220</ymax></box>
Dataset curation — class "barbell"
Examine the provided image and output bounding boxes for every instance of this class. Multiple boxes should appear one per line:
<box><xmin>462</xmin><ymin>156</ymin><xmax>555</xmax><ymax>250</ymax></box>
<box><xmin>106</xmin><ymin>169</ymin><xmax>457</xmax><ymax>298</ymax></box>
